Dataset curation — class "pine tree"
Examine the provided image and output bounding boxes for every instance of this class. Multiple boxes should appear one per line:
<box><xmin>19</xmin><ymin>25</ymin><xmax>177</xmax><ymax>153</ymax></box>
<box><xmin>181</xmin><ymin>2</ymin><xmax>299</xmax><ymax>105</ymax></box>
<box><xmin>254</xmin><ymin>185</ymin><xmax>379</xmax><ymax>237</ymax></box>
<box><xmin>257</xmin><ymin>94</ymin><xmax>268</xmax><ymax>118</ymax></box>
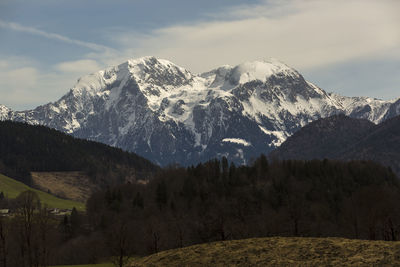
<box><xmin>156</xmin><ymin>180</ymin><xmax>168</xmax><ymax>210</ymax></box>
<box><xmin>133</xmin><ymin>192</ymin><xmax>144</xmax><ymax>209</ymax></box>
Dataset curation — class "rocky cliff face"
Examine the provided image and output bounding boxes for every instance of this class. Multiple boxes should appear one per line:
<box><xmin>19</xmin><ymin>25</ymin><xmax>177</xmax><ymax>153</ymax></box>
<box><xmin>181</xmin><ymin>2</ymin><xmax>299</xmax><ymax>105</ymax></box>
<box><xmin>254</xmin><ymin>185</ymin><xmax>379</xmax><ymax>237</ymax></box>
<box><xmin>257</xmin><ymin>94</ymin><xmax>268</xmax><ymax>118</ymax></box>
<box><xmin>1</xmin><ymin>56</ymin><xmax>399</xmax><ymax>165</ymax></box>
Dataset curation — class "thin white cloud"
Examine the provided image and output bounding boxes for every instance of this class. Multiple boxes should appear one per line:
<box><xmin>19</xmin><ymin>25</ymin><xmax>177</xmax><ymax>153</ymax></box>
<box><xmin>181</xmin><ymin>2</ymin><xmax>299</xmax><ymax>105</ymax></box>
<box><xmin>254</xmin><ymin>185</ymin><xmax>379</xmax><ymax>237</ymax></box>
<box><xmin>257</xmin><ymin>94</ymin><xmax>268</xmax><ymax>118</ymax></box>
<box><xmin>0</xmin><ymin>61</ymin><xmax>8</xmax><ymax>69</ymax></box>
<box><xmin>0</xmin><ymin>20</ymin><xmax>113</xmax><ymax>52</ymax></box>
<box><xmin>0</xmin><ymin>20</ymin><xmax>113</xmax><ymax>108</ymax></box>
<box><xmin>0</xmin><ymin>62</ymin><xmax>40</xmax><ymax>107</ymax></box>
<box><xmin>0</xmin><ymin>67</ymin><xmax>38</xmax><ymax>90</ymax></box>
<box><xmin>56</xmin><ymin>59</ymin><xmax>102</xmax><ymax>74</ymax></box>
<box><xmin>1</xmin><ymin>0</ymin><xmax>400</xmax><ymax>109</ymax></box>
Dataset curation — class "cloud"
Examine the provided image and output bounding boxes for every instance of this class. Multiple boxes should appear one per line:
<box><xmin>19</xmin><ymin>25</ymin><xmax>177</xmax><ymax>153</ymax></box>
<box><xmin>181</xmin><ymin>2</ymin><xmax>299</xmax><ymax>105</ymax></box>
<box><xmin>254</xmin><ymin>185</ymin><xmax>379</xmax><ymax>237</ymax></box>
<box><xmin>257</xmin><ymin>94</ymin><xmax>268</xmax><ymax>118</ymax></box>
<box><xmin>1</xmin><ymin>0</ymin><xmax>399</xmax><ymax>109</ymax></box>
<box><xmin>106</xmin><ymin>0</ymin><xmax>400</xmax><ymax>73</ymax></box>
<box><xmin>0</xmin><ymin>61</ymin><xmax>8</xmax><ymax>69</ymax></box>
<box><xmin>56</xmin><ymin>59</ymin><xmax>102</xmax><ymax>74</ymax></box>
<box><xmin>0</xmin><ymin>67</ymin><xmax>38</xmax><ymax>90</ymax></box>
<box><xmin>0</xmin><ymin>62</ymin><xmax>40</xmax><ymax>107</ymax></box>
<box><xmin>0</xmin><ymin>19</ymin><xmax>113</xmax><ymax>52</ymax></box>
<box><xmin>0</xmin><ymin>57</ymin><xmax>89</xmax><ymax>109</ymax></box>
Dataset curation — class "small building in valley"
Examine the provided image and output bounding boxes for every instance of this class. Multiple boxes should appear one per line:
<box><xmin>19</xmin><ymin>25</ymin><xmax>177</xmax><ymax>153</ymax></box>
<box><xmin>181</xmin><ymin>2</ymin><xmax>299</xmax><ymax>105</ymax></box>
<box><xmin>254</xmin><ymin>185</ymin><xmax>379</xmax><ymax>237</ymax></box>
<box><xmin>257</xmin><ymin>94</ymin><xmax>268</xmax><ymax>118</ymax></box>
<box><xmin>0</xmin><ymin>209</ymin><xmax>10</xmax><ymax>216</ymax></box>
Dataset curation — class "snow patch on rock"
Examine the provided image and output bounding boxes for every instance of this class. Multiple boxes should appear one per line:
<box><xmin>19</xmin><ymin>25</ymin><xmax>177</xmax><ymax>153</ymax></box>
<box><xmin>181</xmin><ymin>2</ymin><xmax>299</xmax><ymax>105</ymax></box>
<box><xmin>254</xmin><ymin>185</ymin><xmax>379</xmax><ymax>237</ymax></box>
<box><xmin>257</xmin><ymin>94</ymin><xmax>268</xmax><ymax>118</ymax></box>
<box><xmin>222</xmin><ymin>138</ymin><xmax>251</xmax><ymax>146</ymax></box>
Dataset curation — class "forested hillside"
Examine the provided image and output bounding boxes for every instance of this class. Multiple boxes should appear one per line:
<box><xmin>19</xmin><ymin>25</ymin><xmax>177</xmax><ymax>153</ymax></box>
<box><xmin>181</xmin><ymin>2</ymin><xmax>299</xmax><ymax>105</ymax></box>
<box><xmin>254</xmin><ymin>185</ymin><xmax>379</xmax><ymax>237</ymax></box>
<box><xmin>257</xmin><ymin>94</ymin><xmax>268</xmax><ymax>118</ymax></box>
<box><xmin>84</xmin><ymin>157</ymin><xmax>400</xmax><ymax>259</ymax></box>
<box><xmin>270</xmin><ymin>115</ymin><xmax>400</xmax><ymax>175</ymax></box>
<box><xmin>339</xmin><ymin>115</ymin><xmax>400</xmax><ymax>174</ymax></box>
<box><xmin>0</xmin><ymin>121</ymin><xmax>158</xmax><ymax>187</ymax></box>
<box><xmin>269</xmin><ymin>114</ymin><xmax>375</xmax><ymax>160</ymax></box>
<box><xmin>1</xmin><ymin>156</ymin><xmax>399</xmax><ymax>266</ymax></box>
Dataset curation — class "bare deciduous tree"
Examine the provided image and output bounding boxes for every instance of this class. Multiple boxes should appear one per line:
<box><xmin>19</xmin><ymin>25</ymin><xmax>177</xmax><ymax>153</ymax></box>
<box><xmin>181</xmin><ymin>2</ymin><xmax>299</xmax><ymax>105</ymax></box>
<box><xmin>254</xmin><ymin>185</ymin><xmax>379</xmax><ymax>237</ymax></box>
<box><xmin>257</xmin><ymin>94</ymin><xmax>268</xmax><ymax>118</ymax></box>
<box><xmin>0</xmin><ymin>217</ymin><xmax>8</xmax><ymax>267</ymax></box>
<box><xmin>15</xmin><ymin>190</ymin><xmax>41</xmax><ymax>267</ymax></box>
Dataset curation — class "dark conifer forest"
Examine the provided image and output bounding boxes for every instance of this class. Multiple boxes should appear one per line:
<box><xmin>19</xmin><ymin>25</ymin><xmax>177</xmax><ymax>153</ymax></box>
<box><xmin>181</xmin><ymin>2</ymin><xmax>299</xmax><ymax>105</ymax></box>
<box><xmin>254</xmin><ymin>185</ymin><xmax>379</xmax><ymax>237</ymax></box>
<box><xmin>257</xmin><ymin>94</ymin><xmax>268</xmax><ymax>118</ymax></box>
<box><xmin>0</xmin><ymin>121</ymin><xmax>157</xmax><ymax>187</ymax></box>
<box><xmin>2</xmin><ymin>156</ymin><xmax>400</xmax><ymax>266</ymax></box>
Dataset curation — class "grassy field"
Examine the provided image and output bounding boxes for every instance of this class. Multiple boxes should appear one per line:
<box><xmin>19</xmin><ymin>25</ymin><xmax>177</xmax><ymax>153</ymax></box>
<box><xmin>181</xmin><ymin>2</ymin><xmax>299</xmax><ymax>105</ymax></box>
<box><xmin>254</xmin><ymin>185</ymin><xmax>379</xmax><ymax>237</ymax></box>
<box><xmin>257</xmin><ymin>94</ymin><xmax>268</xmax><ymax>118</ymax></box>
<box><xmin>32</xmin><ymin>171</ymin><xmax>96</xmax><ymax>202</ymax></box>
<box><xmin>130</xmin><ymin>237</ymin><xmax>400</xmax><ymax>266</ymax></box>
<box><xmin>0</xmin><ymin>173</ymin><xmax>85</xmax><ymax>211</ymax></box>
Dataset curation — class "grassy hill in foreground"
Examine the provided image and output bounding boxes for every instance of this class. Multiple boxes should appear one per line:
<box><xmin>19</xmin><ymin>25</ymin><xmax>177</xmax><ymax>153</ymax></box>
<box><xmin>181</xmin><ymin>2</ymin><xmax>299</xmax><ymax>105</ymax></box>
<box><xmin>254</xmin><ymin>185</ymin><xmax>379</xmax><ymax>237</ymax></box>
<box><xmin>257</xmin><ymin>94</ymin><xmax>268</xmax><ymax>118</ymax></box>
<box><xmin>50</xmin><ymin>264</ymin><xmax>112</xmax><ymax>267</ymax></box>
<box><xmin>130</xmin><ymin>237</ymin><xmax>400</xmax><ymax>266</ymax></box>
<box><xmin>0</xmin><ymin>173</ymin><xmax>85</xmax><ymax>210</ymax></box>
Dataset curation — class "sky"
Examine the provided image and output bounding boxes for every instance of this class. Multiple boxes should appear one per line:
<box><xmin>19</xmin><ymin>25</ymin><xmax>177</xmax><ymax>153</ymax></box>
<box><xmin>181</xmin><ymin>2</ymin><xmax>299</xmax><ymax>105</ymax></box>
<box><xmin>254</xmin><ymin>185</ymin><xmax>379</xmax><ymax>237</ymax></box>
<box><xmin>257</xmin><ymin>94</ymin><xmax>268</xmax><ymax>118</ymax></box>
<box><xmin>0</xmin><ymin>0</ymin><xmax>399</xmax><ymax>110</ymax></box>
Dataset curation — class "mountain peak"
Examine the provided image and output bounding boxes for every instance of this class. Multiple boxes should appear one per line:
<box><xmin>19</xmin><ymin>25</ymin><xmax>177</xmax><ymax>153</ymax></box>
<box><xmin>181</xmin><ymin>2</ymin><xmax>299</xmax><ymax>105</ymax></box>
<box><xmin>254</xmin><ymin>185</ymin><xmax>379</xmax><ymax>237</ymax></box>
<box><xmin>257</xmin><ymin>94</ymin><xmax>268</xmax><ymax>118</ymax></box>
<box><xmin>1</xmin><ymin>56</ymin><xmax>399</xmax><ymax>166</ymax></box>
<box><xmin>123</xmin><ymin>56</ymin><xmax>193</xmax><ymax>86</ymax></box>
<box><xmin>126</xmin><ymin>56</ymin><xmax>170</xmax><ymax>68</ymax></box>
<box><xmin>230</xmin><ymin>59</ymin><xmax>298</xmax><ymax>84</ymax></box>
<box><xmin>124</xmin><ymin>56</ymin><xmax>189</xmax><ymax>73</ymax></box>
<box><xmin>0</xmin><ymin>105</ymin><xmax>11</xmax><ymax>120</ymax></box>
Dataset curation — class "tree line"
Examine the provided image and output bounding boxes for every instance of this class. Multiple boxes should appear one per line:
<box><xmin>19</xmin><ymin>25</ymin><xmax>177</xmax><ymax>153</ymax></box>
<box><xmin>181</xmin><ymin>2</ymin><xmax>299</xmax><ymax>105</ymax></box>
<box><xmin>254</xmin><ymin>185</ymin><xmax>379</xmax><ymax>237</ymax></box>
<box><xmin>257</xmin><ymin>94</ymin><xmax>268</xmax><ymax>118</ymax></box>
<box><xmin>0</xmin><ymin>121</ymin><xmax>157</xmax><ymax>187</ymax></box>
<box><xmin>1</xmin><ymin>157</ymin><xmax>400</xmax><ymax>266</ymax></box>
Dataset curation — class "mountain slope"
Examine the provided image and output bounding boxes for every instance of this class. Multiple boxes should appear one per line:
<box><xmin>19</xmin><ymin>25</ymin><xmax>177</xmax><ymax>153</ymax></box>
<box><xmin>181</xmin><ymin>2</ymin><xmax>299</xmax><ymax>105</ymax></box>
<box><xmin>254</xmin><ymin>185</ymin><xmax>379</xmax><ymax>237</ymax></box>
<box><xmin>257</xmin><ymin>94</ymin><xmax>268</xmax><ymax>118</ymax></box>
<box><xmin>270</xmin><ymin>115</ymin><xmax>400</xmax><ymax>175</ymax></box>
<box><xmin>269</xmin><ymin>114</ymin><xmax>376</xmax><ymax>160</ymax></box>
<box><xmin>0</xmin><ymin>121</ymin><xmax>158</xmax><ymax>188</ymax></box>
<box><xmin>340</xmin><ymin>115</ymin><xmax>400</xmax><ymax>174</ymax></box>
<box><xmin>1</xmin><ymin>57</ymin><xmax>399</xmax><ymax>166</ymax></box>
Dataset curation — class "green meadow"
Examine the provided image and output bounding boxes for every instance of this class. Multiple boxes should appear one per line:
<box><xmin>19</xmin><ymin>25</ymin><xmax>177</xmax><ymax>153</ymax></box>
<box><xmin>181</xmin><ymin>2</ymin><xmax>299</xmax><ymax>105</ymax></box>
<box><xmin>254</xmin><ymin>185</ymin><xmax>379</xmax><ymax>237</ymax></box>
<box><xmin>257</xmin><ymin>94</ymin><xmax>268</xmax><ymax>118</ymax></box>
<box><xmin>0</xmin><ymin>173</ymin><xmax>85</xmax><ymax>211</ymax></box>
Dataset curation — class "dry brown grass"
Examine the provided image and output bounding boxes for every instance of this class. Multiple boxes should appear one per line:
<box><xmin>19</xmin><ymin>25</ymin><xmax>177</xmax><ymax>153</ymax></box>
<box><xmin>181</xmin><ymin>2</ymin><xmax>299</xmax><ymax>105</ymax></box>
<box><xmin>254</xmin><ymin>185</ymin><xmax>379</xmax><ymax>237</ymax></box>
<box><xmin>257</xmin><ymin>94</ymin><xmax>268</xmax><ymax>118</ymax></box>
<box><xmin>0</xmin><ymin>173</ymin><xmax>85</xmax><ymax>210</ymax></box>
<box><xmin>130</xmin><ymin>237</ymin><xmax>400</xmax><ymax>266</ymax></box>
<box><xmin>31</xmin><ymin>171</ymin><xmax>98</xmax><ymax>202</ymax></box>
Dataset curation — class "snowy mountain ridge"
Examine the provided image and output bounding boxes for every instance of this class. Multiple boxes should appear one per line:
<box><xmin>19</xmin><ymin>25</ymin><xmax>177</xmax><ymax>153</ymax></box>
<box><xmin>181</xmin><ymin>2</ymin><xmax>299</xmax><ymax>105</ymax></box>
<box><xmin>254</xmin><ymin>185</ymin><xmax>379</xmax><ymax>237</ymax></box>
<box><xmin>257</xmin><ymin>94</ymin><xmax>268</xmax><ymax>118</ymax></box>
<box><xmin>1</xmin><ymin>56</ymin><xmax>399</xmax><ymax>165</ymax></box>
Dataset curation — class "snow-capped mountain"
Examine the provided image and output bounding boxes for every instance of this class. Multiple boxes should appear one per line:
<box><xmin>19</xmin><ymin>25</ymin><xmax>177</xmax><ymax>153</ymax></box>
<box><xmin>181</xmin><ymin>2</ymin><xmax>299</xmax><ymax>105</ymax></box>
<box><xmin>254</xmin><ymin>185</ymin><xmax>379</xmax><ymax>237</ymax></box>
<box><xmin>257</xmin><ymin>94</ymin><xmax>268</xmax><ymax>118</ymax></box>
<box><xmin>0</xmin><ymin>105</ymin><xmax>11</xmax><ymax>120</ymax></box>
<box><xmin>1</xmin><ymin>56</ymin><xmax>399</xmax><ymax>165</ymax></box>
